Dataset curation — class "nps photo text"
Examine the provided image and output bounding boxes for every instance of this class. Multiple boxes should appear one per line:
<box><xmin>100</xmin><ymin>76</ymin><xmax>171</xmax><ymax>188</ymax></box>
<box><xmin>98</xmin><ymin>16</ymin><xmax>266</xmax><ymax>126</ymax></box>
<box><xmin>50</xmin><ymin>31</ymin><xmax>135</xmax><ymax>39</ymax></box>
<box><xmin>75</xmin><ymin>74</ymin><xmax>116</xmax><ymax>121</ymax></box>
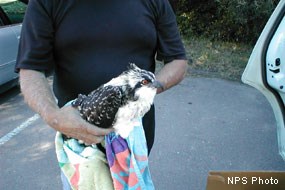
<box><xmin>228</xmin><ymin>177</ymin><xmax>279</xmax><ymax>185</ymax></box>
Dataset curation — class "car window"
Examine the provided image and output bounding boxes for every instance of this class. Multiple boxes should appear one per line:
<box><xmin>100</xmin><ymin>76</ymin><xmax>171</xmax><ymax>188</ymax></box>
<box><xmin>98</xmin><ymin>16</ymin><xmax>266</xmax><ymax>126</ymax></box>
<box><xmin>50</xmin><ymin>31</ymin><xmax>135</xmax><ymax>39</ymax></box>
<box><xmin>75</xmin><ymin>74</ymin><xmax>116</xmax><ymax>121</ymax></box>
<box><xmin>0</xmin><ymin>0</ymin><xmax>27</xmax><ymax>26</ymax></box>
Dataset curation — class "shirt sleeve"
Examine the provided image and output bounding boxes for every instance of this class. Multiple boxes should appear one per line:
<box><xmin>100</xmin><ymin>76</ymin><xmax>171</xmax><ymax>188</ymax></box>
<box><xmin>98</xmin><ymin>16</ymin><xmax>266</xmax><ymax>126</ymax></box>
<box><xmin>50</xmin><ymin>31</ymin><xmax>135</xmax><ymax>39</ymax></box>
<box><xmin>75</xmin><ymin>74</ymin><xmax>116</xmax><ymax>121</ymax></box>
<box><xmin>15</xmin><ymin>0</ymin><xmax>54</xmax><ymax>73</ymax></box>
<box><xmin>154</xmin><ymin>0</ymin><xmax>187</xmax><ymax>63</ymax></box>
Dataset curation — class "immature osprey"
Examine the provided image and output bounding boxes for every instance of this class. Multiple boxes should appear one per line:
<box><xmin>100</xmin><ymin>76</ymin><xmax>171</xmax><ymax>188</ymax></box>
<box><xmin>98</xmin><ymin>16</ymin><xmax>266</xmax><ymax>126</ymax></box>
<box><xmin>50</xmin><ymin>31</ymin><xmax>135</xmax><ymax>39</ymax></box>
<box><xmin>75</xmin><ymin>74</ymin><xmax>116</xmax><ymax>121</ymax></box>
<box><xmin>72</xmin><ymin>63</ymin><xmax>162</xmax><ymax>138</ymax></box>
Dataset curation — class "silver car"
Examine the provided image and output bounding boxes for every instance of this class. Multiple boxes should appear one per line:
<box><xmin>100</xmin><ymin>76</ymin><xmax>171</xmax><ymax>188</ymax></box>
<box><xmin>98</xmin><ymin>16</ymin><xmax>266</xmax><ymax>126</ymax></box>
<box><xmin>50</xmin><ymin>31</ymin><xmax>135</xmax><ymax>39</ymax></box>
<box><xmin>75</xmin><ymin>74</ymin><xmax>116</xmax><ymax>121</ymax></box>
<box><xmin>0</xmin><ymin>0</ymin><xmax>27</xmax><ymax>93</ymax></box>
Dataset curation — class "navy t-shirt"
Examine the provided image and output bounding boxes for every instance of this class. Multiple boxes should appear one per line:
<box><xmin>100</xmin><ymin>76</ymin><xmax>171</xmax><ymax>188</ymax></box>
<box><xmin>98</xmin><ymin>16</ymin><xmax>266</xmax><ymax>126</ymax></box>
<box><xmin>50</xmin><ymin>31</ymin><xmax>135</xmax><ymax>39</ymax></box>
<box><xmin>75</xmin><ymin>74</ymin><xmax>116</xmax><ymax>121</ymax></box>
<box><xmin>16</xmin><ymin>0</ymin><xmax>186</xmax><ymax>151</ymax></box>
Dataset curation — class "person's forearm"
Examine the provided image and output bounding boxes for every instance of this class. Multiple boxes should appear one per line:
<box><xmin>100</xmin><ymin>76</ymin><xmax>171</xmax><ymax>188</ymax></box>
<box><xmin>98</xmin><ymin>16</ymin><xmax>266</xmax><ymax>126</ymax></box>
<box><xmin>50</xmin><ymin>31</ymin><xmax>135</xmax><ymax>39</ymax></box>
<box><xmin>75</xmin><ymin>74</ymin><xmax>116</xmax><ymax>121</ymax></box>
<box><xmin>19</xmin><ymin>69</ymin><xmax>59</xmax><ymax>125</ymax></box>
<box><xmin>155</xmin><ymin>59</ymin><xmax>188</xmax><ymax>93</ymax></box>
<box><xmin>19</xmin><ymin>69</ymin><xmax>113</xmax><ymax>144</ymax></box>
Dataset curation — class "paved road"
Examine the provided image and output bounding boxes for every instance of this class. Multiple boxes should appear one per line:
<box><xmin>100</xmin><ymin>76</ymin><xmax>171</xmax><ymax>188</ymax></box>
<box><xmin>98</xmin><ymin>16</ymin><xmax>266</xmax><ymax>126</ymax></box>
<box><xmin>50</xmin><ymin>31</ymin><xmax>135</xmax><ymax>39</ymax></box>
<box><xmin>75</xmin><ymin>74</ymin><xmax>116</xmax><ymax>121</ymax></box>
<box><xmin>1</xmin><ymin>77</ymin><xmax>285</xmax><ymax>190</ymax></box>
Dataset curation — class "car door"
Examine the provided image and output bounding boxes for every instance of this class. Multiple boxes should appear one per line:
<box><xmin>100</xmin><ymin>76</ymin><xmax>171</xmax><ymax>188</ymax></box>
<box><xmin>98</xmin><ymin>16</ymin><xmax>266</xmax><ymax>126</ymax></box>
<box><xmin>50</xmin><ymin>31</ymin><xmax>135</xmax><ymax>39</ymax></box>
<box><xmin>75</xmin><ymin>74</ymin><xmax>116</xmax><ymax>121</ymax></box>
<box><xmin>0</xmin><ymin>1</ymin><xmax>26</xmax><ymax>92</ymax></box>
<box><xmin>242</xmin><ymin>0</ymin><xmax>285</xmax><ymax>160</ymax></box>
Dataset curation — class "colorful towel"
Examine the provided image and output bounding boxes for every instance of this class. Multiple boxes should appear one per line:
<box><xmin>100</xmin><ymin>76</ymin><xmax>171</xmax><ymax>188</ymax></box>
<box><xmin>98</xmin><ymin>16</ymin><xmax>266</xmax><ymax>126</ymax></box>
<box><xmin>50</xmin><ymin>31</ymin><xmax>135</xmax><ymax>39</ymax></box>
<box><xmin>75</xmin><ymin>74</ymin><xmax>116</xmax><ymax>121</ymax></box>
<box><xmin>55</xmin><ymin>132</ymin><xmax>114</xmax><ymax>190</ymax></box>
<box><xmin>55</xmin><ymin>101</ymin><xmax>154</xmax><ymax>190</ymax></box>
<box><xmin>105</xmin><ymin>119</ymin><xmax>155</xmax><ymax>190</ymax></box>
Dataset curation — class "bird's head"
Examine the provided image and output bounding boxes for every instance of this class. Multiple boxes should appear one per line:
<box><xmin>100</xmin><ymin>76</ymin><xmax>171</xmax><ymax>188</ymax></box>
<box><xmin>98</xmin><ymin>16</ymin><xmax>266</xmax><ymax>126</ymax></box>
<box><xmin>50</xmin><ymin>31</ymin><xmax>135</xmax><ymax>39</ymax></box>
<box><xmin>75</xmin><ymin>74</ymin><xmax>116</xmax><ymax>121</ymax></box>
<box><xmin>104</xmin><ymin>63</ymin><xmax>162</xmax><ymax>102</ymax></box>
<box><xmin>123</xmin><ymin>63</ymin><xmax>162</xmax><ymax>90</ymax></box>
<box><xmin>121</xmin><ymin>63</ymin><xmax>161</xmax><ymax>107</ymax></box>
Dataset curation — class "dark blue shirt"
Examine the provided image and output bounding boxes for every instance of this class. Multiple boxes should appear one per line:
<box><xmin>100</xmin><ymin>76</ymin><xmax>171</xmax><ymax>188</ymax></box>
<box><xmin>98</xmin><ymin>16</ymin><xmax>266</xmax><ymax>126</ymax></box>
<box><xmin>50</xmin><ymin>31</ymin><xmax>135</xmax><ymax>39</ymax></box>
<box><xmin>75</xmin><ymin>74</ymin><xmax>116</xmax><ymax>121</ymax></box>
<box><xmin>16</xmin><ymin>0</ymin><xmax>186</xmax><ymax>151</ymax></box>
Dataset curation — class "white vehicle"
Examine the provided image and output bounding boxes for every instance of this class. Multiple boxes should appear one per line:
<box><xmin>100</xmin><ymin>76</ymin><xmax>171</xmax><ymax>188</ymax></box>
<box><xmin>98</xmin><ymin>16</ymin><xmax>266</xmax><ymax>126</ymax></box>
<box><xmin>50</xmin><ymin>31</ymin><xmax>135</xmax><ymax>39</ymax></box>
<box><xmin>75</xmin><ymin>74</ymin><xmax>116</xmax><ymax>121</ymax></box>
<box><xmin>242</xmin><ymin>0</ymin><xmax>285</xmax><ymax>160</ymax></box>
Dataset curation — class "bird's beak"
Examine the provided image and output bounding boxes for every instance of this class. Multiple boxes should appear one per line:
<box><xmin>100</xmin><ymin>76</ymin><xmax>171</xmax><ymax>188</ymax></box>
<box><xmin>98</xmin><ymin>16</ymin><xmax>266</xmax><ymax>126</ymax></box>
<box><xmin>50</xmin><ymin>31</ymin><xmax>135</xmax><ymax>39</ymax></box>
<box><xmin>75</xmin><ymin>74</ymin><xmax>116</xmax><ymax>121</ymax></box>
<box><xmin>152</xmin><ymin>80</ymin><xmax>164</xmax><ymax>89</ymax></box>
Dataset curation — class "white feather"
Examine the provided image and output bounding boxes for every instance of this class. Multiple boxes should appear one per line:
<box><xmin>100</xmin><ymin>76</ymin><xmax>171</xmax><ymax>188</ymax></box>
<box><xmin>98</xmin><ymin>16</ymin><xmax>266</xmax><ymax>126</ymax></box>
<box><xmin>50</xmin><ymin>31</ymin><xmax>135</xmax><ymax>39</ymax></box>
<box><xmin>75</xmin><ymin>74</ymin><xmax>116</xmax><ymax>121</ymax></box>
<box><xmin>113</xmin><ymin>86</ymin><xmax>156</xmax><ymax>138</ymax></box>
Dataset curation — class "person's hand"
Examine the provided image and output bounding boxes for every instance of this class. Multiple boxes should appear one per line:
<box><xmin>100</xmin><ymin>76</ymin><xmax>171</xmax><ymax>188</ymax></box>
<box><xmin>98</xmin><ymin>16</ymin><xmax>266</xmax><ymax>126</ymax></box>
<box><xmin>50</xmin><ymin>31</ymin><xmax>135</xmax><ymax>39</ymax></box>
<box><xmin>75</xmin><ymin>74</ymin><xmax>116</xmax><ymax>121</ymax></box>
<box><xmin>47</xmin><ymin>105</ymin><xmax>113</xmax><ymax>145</ymax></box>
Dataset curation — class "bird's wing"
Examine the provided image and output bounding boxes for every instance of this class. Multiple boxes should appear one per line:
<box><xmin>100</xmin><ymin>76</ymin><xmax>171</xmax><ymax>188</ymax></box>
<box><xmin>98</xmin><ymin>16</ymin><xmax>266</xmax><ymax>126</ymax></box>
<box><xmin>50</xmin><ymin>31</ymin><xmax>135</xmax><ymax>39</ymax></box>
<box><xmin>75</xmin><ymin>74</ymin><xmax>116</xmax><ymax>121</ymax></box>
<box><xmin>72</xmin><ymin>85</ymin><xmax>124</xmax><ymax>128</ymax></box>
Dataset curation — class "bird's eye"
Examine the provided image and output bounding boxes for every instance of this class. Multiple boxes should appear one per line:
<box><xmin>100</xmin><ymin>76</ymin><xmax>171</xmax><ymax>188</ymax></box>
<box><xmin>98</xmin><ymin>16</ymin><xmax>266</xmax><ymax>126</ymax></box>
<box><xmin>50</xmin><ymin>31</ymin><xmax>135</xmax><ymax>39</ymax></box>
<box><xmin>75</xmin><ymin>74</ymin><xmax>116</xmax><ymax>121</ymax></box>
<box><xmin>141</xmin><ymin>79</ymin><xmax>149</xmax><ymax>85</ymax></box>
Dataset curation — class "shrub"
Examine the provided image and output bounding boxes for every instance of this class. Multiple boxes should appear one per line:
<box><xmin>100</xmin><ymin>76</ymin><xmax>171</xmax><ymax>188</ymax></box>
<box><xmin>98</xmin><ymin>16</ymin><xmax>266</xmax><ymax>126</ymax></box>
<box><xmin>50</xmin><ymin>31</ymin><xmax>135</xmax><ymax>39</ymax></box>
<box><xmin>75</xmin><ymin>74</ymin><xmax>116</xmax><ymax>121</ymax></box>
<box><xmin>175</xmin><ymin>0</ymin><xmax>279</xmax><ymax>44</ymax></box>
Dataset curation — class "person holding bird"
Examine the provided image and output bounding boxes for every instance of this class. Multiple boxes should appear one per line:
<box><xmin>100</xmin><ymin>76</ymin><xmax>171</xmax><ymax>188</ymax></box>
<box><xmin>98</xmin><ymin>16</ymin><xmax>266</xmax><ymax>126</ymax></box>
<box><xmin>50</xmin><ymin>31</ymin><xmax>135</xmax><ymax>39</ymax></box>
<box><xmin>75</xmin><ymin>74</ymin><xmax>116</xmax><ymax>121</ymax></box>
<box><xmin>15</xmin><ymin>0</ymin><xmax>188</xmax><ymax>189</ymax></box>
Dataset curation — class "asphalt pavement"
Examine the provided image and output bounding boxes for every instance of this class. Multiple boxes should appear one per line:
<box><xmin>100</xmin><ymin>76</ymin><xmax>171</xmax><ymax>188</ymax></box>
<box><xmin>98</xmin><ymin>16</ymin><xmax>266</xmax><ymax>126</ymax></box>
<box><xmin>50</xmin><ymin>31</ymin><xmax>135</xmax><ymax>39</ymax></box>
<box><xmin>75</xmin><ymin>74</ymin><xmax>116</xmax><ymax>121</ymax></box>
<box><xmin>1</xmin><ymin>76</ymin><xmax>285</xmax><ymax>190</ymax></box>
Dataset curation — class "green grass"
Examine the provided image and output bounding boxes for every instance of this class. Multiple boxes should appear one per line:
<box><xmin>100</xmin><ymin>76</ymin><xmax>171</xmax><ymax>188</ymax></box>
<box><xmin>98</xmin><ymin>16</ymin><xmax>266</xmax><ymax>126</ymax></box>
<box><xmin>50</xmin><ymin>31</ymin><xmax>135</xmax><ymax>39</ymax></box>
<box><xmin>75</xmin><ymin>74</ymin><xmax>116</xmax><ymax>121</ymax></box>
<box><xmin>184</xmin><ymin>36</ymin><xmax>253</xmax><ymax>81</ymax></box>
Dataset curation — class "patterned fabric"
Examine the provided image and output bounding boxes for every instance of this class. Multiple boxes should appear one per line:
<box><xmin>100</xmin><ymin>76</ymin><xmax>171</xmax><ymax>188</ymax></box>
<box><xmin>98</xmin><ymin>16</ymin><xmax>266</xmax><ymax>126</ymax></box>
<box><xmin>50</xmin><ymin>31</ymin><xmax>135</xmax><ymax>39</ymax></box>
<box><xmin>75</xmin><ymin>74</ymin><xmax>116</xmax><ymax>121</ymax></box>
<box><xmin>55</xmin><ymin>101</ymin><xmax>154</xmax><ymax>190</ymax></box>
<box><xmin>55</xmin><ymin>117</ymin><xmax>155</xmax><ymax>190</ymax></box>
<box><xmin>105</xmin><ymin>119</ymin><xmax>155</xmax><ymax>190</ymax></box>
<box><xmin>55</xmin><ymin>132</ymin><xmax>114</xmax><ymax>190</ymax></box>
<box><xmin>55</xmin><ymin>100</ymin><xmax>114</xmax><ymax>189</ymax></box>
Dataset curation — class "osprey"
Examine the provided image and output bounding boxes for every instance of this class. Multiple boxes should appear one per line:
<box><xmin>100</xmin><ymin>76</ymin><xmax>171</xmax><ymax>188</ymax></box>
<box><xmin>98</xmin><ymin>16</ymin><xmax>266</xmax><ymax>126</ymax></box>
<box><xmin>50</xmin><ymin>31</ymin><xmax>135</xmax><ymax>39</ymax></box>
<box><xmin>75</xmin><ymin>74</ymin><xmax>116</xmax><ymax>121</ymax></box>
<box><xmin>72</xmin><ymin>63</ymin><xmax>162</xmax><ymax>138</ymax></box>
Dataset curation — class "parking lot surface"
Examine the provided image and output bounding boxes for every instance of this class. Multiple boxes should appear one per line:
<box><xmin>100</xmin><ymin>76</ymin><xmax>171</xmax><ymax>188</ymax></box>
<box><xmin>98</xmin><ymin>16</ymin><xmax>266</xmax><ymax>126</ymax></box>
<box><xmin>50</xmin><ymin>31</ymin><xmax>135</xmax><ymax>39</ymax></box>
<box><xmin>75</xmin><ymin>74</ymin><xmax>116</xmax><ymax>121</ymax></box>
<box><xmin>1</xmin><ymin>77</ymin><xmax>285</xmax><ymax>190</ymax></box>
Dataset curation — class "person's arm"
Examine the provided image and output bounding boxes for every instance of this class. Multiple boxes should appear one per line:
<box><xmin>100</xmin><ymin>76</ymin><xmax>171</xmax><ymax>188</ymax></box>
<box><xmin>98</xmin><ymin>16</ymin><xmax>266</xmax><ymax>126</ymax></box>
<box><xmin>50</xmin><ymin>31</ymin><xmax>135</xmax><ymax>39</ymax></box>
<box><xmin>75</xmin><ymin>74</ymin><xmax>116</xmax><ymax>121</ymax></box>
<box><xmin>19</xmin><ymin>69</ymin><xmax>113</xmax><ymax>145</ymax></box>
<box><xmin>155</xmin><ymin>59</ymin><xmax>188</xmax><ymax>94</ymax></box>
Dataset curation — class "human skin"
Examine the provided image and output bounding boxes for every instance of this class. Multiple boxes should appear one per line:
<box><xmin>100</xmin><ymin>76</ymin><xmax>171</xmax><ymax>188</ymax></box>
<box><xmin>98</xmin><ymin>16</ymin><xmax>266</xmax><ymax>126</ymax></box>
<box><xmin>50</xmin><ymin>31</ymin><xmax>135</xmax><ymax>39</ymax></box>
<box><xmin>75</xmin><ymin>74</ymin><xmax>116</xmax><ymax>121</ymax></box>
<box><xmin>19</xmin><ymin>59</ymin><xmax>188</xmax><ymax>144</ymax></box>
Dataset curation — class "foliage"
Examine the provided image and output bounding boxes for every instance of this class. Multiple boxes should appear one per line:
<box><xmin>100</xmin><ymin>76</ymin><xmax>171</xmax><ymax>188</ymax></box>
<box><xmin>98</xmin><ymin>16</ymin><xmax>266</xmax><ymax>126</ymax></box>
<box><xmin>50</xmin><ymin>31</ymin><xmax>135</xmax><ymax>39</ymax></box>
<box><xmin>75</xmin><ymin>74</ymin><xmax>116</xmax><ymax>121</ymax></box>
<box><xmin>1</xmin><ymin>1</ymin><xmax>27</xmax><ymax>24</ymax></box>
<box><xmin>175</xmin><ymin>0</ymin><xmax>279</xmax><ymax>44</ymax></box>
